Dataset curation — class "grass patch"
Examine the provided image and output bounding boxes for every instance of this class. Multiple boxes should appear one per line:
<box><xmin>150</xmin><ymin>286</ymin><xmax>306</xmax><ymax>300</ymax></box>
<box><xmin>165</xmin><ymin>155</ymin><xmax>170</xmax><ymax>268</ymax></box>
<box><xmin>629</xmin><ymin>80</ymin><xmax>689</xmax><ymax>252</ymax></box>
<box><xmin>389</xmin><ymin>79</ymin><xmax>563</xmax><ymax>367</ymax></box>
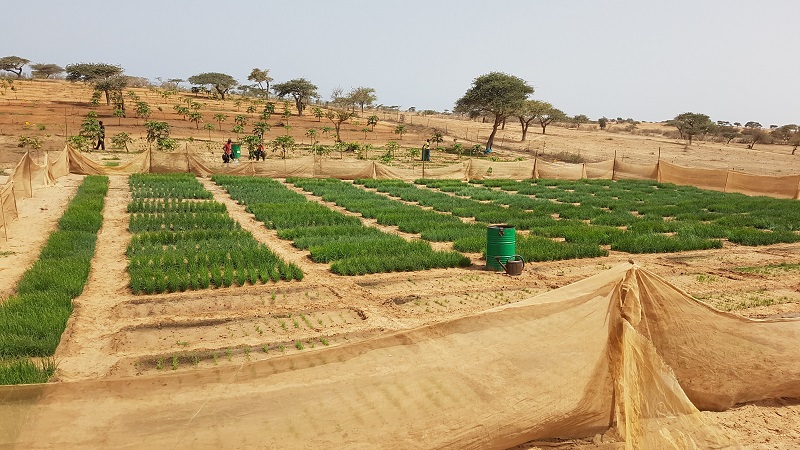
<box><xmin>734</xmin><ymin>262</ymin><xmax>800</xmax><ymax>275</ymax></box>
<box><xmin>0</xmin><ymin>176</ymin><xmax>108</xmax><ymax>383</ymax></box>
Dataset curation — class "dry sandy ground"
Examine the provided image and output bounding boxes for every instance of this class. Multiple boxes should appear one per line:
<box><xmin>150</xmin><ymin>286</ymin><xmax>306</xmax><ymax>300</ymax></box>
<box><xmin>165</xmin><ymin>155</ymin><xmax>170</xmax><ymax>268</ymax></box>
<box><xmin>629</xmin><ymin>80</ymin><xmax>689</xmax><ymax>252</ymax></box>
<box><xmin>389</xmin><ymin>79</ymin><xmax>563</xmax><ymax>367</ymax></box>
<box><xmin>2</xmin><ymin>80</ymin><xmax>800</xmax><ymax>447</ymax></box>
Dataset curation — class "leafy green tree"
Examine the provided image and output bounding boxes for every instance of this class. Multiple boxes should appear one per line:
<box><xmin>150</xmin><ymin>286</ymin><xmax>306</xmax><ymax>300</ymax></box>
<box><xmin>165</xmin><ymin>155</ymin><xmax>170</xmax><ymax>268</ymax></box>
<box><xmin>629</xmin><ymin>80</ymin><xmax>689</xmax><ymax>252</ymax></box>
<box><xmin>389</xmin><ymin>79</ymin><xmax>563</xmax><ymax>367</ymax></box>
<box><xmin>0</xmin><ymin>56</ymin><xmax>30</xmax><ymax>78</ymax></box>
<box><xmin>669</xmin><ymin>112</ymin><xmax>715</xmax><ymax>145</ymax></box>
<box><xmin>213</xmin><ymin>113</ymin><xmax>228</xmax><ymax>129</ymax></box>
<box><xmin>79</xmin><ymin>111</ymin><xmax>102</xmax><ymax>144</ymax></box>
<box><xmin>203</xmin><ymin>123</ymin><xmax>215</xmax><ymax>139</ymax></box>
<box><xmin>144</xmin><ymin>121</ymin><xmax>172</xmax><ymax>150</ymax></box>
<box><xmin>394</xmin><ymin>124</ymin><xmax>407</xmax><ymax>140</ymax></box>
<box><xmin>361</xmin><ymin>127</ymin><xmax>372</xmax><ymax>140</ymax></box>
<box><xmin>282</xmin><ymin>103</ymin><xmax>292</xmax><ymax>125</ymax></box>
<box><xmin>135</xmin><ymin>101</ymin><xmax>152</xmax><ymax>123</ymax></box>
<box><xmin>30</xmin><ymin>63</ymin><xmax>64</xmax><ymax>79</ymax></box>
<box><xmin>272</xmin><ymin>78</ymin><xmax>318</xmax><ymax>115</ymax></box>
<box><xmin>744</xmin><ymin>121</ymin><xmax>762</xmax><ymax>129</ymax></box>
<box><xmin>321</xmin><ymin>126</ymin><xmax>334</xmax><ymax>139</ymax></box>
<box><xmin>271</xmin><ymin>135</ymin><xmax>295</xmax><ymax>159</ymax></box>
<box><xmin>306</xmin><ymin>128</ymin><xmax>318</xmax><ymax>151</ymax></box>
<box><xmin>111</xmin><ymin>132</ymin><xmax>133</xmax><ymax>151</ymax></box>
<box><xmin>455</xmin><ymin>72</ymin><xmax>533</xmax><ymax>149</ymax></box>
<box><xmin>312</xmin><ymin>107</ymin><xmax>324</xmax><ymax>122</ymax></box>
<box><xmin>384</xmin><ymin>141</ymin><xmax>400</xmax><ymax>158</ymax></box>
<box><xmin>234</xmin><ymin>114</ymin><xmax>248</xmax><ymax>128</ymax></box>
<box><xmin>247</xmin><ymin>68</ymin><xmax>273</xmax><ymax>99</ymax></box>
<box><xmin>253</xmin><ymin>121</ymin><xmax>270</xmax><ymax>137</ymax></box>
<box><xmin>174</xmin><ymin>105</ymin><xmax>190</xmax><ymax>120</ymax></box>
<box><xmin>65</xmin><ymin>63</ymin><xmax>126</xmax><ymax>105</ymax></box>
<box><xmin>598</xmin><ymin>117</ymin><xmax>608</xmax><ymax>130</ymax></box>
<box><xmin>431</xmin><ymin>132</ymin><xmax>444</xmax><ymax>148</ymax></box>
<box><xmin>348</xmin><ymin>86</ymin><xmax>377</xmax><ymax>114</ymax></box>
<box><xmin>189</xmin><ymin>111</ymin><xmax>203</xmax><ymax>129</ymax></box>
<box><xmin>113</xmin><ymin>108</ymin><xmax>125</xmax><ymax>125</ymax></box>
<box><xmin>187</xmin><ymin>72</ymin><xmax>238</xmax><ymax>100</ymax></box>
<box><xmin>572</xmin><ymin>114</ymin><xmax>590</xmax><ymax>130</ymax></box>
<box><xmin>367</xmin><ymin>115</ymin><xmax>379</xmax><ymax>130</ymax></box>
<box><xmin>261</xmin><ymin>102</ymin><xmax>275</xmax><ymax>121</ymax></box>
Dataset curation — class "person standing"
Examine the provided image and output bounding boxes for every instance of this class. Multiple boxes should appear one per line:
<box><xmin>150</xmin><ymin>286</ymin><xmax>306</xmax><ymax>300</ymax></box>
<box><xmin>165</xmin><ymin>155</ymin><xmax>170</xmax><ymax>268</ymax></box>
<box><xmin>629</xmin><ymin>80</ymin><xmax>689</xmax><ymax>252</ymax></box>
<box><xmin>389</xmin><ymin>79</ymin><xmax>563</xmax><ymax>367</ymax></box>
<box><xmin>223</xmin><ymin>139</ymin><xmax>232</xmax><ymax>163</ymax></box>
<box><xmin>94</xmin><ymin>121</ymin><xmax>106</xmax><ymax>151</ymax></box>
<box><xmin>422</xmin><ymin>139</ymin><xmax>431</xmax><ymax>161</ymax></box>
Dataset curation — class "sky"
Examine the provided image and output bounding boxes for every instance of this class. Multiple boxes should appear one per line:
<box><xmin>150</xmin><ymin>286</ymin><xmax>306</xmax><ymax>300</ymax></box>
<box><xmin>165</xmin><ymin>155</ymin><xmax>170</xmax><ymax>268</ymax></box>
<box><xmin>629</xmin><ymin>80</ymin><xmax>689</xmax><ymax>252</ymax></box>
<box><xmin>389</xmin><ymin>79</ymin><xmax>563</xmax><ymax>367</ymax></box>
<box><xmin>3</xmin><ymin>0</ymin><xmax>799</xmax><ymax>126</ymax></box>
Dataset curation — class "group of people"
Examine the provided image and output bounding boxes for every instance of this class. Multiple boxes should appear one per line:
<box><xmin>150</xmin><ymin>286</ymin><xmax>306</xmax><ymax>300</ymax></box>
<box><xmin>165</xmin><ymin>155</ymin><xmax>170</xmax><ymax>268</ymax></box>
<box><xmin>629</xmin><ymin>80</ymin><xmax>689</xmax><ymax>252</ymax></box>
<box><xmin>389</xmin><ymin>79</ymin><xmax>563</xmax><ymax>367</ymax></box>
<box><xmin>222</xmin><ymin>139</ymin><xmax>266</xmax><ymax>163</ymax></box>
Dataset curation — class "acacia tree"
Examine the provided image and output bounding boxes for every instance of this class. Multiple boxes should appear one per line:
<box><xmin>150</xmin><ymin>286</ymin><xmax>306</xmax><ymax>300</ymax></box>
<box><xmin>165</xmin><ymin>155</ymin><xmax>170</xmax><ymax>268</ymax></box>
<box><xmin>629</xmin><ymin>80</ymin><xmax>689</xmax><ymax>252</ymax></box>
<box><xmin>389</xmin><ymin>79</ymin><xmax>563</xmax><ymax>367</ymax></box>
<box><xmin>0</xmin><ymin>56</ymin><xmax>30</xmax><ymax>78</ymax></box>
<box><xmin>529</xmin><ymin>101</ymin><xmax>567</xmax><ymax>135</ymax></box>
<box><xmin>30</xmin><ymin>63</ymin><xmax>64</xmax><ymax>79</ymax></box>
<box><xmin>515</xmin><ymin>100</ymin><xmax>540</xmax><ymax>141</ymax></box>
<box><xmin>65</xmin><ymin>62</ymin><xmax>126</xmax><ymax>106</ymax></box>
<box><xmin>187</xmin><ymin>72</ymin><xmax>237</xmax><ymax>100</ymax></box>
<box><xmin>325</xmin><ymin>109</ymin><xmax>354</xmax><ymax>142</ymax></box>
<box><xmin>454</xmin><ymin>72</ymin><xmax>533</xmax><ymax>150</ymax></box>
<box><xmin>348</xmin><ymin>86</ymin><xmax>377</xmax><ymax>114</ymax></box>
<box><xmin>273</xmin><ymin>78</ymin><xmax>318</xmax><ymax>116</ymax></box>
<box><xmin>247</xmin><ymin>68</ymin><xmax>273</xmax><ymax>99</ymax></box>
<box><xmin>572</xmin><ymin>114</ymin><xmax>590</xmax><ymax>130</ymax></box>
<box><xmin>669</xmin><ymin>112</ymin><xmax>715</xmax><ymax>145</ymax></box>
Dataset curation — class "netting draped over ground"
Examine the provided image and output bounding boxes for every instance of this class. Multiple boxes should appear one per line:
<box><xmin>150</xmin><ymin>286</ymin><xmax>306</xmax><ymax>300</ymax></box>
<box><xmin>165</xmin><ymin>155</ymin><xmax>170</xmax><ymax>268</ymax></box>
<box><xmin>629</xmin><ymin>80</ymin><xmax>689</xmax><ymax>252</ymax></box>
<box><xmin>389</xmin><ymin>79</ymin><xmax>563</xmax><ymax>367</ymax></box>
<box><xmin>2</xmin><ymin>263</ymin><xmax>798</xmax><ymax>448</ymax></box>
<box><xmin>1</xmin><ymin>145</ymin><xmax>798</xmax><ymax>237</ymax></box>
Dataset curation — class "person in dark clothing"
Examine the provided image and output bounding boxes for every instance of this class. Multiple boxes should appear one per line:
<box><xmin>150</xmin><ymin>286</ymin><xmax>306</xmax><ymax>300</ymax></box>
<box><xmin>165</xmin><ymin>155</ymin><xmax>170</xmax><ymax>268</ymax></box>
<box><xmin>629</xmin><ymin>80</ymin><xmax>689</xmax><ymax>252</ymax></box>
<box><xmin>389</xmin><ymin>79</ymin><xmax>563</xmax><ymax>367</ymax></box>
<box><xmin>94</xmin><ymin>121</ymin><xmax>105</xmax><ymax>151</ymax></box>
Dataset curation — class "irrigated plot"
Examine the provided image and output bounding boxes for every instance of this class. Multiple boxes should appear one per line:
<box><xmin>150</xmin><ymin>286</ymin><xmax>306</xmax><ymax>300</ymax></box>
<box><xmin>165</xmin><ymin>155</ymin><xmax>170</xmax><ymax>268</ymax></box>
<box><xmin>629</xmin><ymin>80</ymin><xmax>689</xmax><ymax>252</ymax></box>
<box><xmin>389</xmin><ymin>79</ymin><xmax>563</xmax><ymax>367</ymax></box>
<box><xmin>126</xmin><ymin>173</ymin><xmax>302</xmax><ymax>294</ymax></box>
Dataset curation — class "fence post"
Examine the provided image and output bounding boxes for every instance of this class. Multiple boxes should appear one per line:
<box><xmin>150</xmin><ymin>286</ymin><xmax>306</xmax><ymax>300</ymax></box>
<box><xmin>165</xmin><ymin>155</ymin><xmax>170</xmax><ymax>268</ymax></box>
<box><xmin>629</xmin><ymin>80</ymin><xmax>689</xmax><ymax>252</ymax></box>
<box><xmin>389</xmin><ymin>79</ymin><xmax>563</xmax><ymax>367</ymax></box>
<box><xmin>1</xmin><ymin>189</ymin><xmax>7</xmax><ymax>241</ymax></box>
<box><xmin>612</xmin><ymin>150</ymin><xmax>617</xmax><ymax>180</ymax></box>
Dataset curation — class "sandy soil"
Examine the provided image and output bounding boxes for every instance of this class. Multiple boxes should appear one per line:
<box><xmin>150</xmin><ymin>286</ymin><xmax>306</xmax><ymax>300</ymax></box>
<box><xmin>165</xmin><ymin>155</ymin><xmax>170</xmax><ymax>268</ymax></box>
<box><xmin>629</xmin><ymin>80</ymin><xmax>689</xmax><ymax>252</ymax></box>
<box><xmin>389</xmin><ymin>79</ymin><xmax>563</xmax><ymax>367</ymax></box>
<box><xmin>2</xmin><ymin>80</ymin><xmax>800</xmax><ymax>447</ymax></box>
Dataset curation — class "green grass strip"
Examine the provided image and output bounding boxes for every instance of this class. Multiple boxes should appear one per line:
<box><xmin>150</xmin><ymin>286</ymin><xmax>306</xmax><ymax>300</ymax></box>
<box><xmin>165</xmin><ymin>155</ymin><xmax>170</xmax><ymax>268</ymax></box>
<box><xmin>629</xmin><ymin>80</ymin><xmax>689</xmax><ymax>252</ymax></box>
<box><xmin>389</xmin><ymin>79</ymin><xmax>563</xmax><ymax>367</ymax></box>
<box><xmin>0</xmin><ymin>175</ymin><xmax>109</xmax><ymax>384</ymax></box>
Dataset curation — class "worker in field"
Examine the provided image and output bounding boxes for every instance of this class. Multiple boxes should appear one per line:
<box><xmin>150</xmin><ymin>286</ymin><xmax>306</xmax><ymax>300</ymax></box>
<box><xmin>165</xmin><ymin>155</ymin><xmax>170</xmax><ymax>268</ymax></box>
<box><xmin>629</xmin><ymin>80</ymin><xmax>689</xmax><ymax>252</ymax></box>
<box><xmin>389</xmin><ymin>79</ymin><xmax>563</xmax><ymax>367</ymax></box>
<box><xmin>422</xmin><ymin>139</ymin><xmax>431</xmax><ymax>161</ymax></box>
<box><xmin>222</xmin><ymin>139</ymin><xmax>232</xmax><ymax>163</ymax></box>
<box><xmin>94</xmin><ymin>121</ymin><xmax>105</xmax><ymax>151</ymax></box>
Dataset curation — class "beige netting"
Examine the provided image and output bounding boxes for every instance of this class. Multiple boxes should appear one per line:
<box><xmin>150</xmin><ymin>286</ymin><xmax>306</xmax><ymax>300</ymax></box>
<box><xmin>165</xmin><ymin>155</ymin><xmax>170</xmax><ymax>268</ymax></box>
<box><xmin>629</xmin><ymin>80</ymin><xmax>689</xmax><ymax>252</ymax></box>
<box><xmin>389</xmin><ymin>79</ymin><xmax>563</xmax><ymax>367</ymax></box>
<box><xmin>535</xmin><ymin>160</ymin><xmax>586</xmax><ymax>180</ymax></box>
<box><xmin>4</xmin><ymin>263</ymin><xmax>794</xmax><ymax>448</ymax></box>
<box><xmin>10</xmin><ymin>152</ymin><xmax>55</xmax><ymax>198</ymax></box>
<box><xmin>468</xmin><ymin>159</ymin><xmax>534</xmax><ymax>180</ymax></box>
<box><xmin>585</xmin><ymin>160</ymin><xmax>615</xmax><ymax>179</ymax></box>
<box><xmin>67</xmin><ymin>146</ymin><xmax>150</xmax><ymax>175</ymax></box>
<box><xmin>613</xmin><ymin>160</ymin><xmax>659</xmax><ymax>180</ymax></box>
<box><xmin>724</xmin><ymin>171</ymin><xmax>800</xmax><ymax>199</ymax></box>
<box><xmin>658</xmin><ymin>161</ymin><xmax>729</xmax><ymax>192</ymax></box>
<box><xmin>0</xmin><ymin>182</ymin><xmax>18</xmax><ymax>240</ymax></box>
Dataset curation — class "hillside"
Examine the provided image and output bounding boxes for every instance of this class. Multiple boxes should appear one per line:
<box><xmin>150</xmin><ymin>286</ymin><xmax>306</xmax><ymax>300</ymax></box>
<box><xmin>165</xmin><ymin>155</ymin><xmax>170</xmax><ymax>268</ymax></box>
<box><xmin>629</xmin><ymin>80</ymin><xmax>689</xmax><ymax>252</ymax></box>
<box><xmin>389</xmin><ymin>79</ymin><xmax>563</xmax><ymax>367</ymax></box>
<box><xmin>1</xmin><ymin>79</ymin><xmax>798</xmax><ymax>177</ymax></box>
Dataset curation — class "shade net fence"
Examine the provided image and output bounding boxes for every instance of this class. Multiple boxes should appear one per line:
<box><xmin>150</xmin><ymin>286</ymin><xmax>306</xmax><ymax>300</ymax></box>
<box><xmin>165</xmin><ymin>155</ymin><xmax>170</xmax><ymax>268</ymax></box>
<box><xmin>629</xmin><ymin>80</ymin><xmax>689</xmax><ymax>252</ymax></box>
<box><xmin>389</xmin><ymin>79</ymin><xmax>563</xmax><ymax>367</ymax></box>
<box><xmin>1</xmin><ymin>264</ymin><xmax>798</xmax><ymax>448</ymax></box>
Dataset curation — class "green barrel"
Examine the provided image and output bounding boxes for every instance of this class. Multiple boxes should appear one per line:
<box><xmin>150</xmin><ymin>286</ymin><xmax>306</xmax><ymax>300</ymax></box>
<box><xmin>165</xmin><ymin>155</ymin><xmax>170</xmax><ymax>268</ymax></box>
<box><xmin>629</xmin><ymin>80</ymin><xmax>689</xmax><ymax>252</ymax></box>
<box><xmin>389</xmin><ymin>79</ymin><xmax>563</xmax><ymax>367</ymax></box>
<box><xmin>486</xmin><ymin>224</ymin><xmax>516</xmax><ymax>271</ymax></box>
<box><xmin>232</xmin><ymin>144</ymin><xmax>242</xmax><ymax>159</ymax></box>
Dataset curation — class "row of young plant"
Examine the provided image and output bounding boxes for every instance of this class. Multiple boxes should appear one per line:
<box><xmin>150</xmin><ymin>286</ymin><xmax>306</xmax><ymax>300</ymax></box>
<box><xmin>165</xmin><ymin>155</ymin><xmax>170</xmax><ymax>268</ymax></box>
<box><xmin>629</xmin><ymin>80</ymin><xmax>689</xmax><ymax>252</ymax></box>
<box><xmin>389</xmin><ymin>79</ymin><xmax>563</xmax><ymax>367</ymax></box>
<box><xmin>464</xmin><ymin>178</ymin><xmax>800</xmax><ymax>246</ymax></box>
<box><xmin>0</xmin><ymin>176</ymin><xmax>109</xmax><ymax>384</ymax></box>
<box><xmin>127</xmin><ymin>173</ymin><xmax>302</xmax><ymax>294</ymax></box>
<box><xmin>414</xmin><ymin>179</ymin><xmax>780</xmax><ymax>251</ymax></box>
<box><xmin>212</xmin><ymin>175</ymin><xmax>470</xmax><ymax>275</ymax></box>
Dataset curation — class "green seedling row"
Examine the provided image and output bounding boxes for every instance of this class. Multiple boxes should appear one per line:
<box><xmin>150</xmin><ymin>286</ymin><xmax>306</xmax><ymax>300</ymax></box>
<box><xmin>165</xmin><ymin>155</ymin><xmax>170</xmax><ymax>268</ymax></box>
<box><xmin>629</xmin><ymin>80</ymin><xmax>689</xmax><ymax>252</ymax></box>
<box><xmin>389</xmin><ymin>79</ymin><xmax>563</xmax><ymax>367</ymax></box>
<box><xmin>0</xmin><ymin>176</ymin><xmax>109</xmax><ymax>384</ymax></box>
<box><xmin>426</xmin><ymin>178</ymin><xmax>799</xmax><ymax>252</ymax></box>
<box><xmin>354</xmin><ymin>178</ymin><xmax>607</xmax><ymax>259</ymax></box>
<box><xmin>213</xmin><ymin>175</ymin><xmax>470</xmax><ymax>275</ymax></box>
<box><xmin>127</xmin><ymin>174</ymin><xmax>302</xmax><ymax>294</ymax></box>
<box><xmin>129</xmin><ymin>173</ymin><xmax>213</xmax><ymax>200</ymax></box>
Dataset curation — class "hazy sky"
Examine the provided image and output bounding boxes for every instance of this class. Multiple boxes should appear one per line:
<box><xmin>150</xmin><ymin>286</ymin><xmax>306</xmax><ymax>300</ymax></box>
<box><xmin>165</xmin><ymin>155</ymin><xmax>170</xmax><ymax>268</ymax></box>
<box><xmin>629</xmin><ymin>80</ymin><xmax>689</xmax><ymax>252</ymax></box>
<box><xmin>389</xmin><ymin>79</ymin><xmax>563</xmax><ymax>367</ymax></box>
<box><xmin>4</xmin><ymin>0</ymin><xmax>798</xmax><ymax>125</ymax></box>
